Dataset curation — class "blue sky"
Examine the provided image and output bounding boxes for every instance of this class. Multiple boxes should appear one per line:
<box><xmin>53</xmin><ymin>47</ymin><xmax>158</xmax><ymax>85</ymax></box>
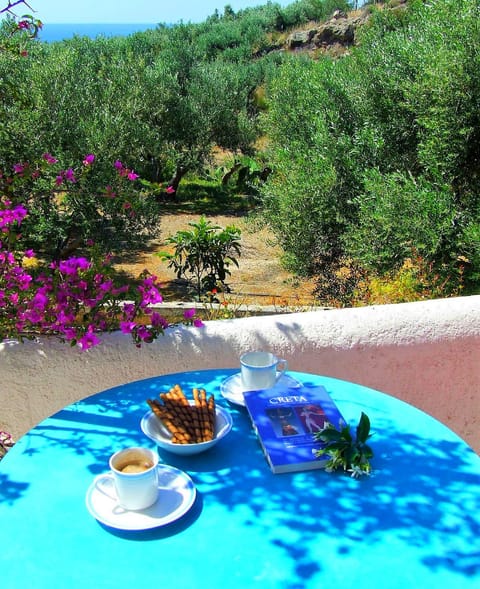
<box><xmin>19</xmin><ymin>1</ymin><xmax>294</xmax><ymax>25</ymax></box>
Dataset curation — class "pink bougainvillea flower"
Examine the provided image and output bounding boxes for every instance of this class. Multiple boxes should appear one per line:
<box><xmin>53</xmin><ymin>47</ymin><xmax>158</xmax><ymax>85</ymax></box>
<box><xmin>63</xmin><ymin>168</ymin><xmax>76</xmax><ymax>183</ymax></box>
<box><xmin>58</xmin><ymin>257</ymin><xmax>91</xmax><ymax>276</ymax></box>
<box><xmin>62</xmin><ymin>327</ymin><xmax>77</xmax><ymax>341</ymax></box>
<box><xmin>42</xmin><ymin>153</ymin><xmax>58</xmax><ymax>164</ymax></box>
<box><xmin>16</xmin><ymin>273</ymin><xmax>33</xmax><ymax>291</ymax></box>
<box><xmin>166</xmin><ymin>186</ymin><xmax>176</xmax><ymax>194</ymax></box>
<box><xmin>183</xmin><ymin>308</ymin><xmax>196</xmax><ymax>320</ymax></box>
<box><xmin>138</xmin><ymin>282</ymin><xmax>163</xmax><ymax>306</ymax></box>
<box><xmin>9</xmin><ymin>292</ymin><xmax>19</xmax><ymax>305</ymax></box>
<box><xmin>78</xmin><ymin>327</ymin><xmax>101</xmax><ymax>350</ymax></box>
<box><xmin>136</xmin><ymin>325</ymin><xmax>153</xmax><ymax>342</ymax></box>
<box><xmin>83</xmin><ymin>154</ymin><xmax>95</xmax><ymax>166</ymax></box>
<box><xmin>13</xmin><ymin>163</ymin><xmax>25</xmax><ymax>175</ymax></box>
<box><xmin>193</xmin><ymin>318</ymin><xmax>205</xmax><ymax>328</ymax></box>
<box><xmin>13</xmin><ymin>205</ymin><xmax>28</xmax><ymax>222</ymax></box>
<box><xmin>98</xmin><ymin>279</ymin><xmax>114</xmax><ymax>293</ymax></box>
<box><xmin>127</xmin><ymin>171</ymin><xmax>139</xmax><ymax>181</ymax></box>
<box><xmin>150</xmin><ymin>312</ymin><xmax>169</xmax><ymax>329</ymax></box>
<box><xmin>120</xmin><ymin>321</ymin><xmax>137</xmax><ymax>334</ymax></box>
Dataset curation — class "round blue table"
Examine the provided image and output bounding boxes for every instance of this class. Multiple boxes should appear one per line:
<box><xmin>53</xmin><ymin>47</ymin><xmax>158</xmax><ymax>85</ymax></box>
<box><xmin>1</xmin><ymin>369</ymin><xmax>479</xmax><ymax>589</ymax></box>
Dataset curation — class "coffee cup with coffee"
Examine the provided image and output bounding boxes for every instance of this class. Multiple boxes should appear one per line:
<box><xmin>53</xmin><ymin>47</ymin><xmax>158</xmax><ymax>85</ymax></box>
<box><xmin>96</xmin><ymin>447</ymin><xmax>159</xmax><ymax>511</ymax></box>
<box><xmin>240</xmin><ymin>351</ymin><xmax>288</xmax><ymax>391</ymax></box>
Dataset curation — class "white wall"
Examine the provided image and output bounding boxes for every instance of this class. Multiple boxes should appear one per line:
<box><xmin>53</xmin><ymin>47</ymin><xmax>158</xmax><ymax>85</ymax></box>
<box><xmin>1</xmin><ymin>296</ymin><xmax>479</xmax><ymax>453</ymax></box>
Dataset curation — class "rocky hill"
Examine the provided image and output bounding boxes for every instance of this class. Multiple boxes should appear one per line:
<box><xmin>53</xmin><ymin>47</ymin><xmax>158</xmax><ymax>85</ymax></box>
<box><xmin>270</xmin><ymin>0</ymin><xmax>408</xmax><ymax>58</ymax></box>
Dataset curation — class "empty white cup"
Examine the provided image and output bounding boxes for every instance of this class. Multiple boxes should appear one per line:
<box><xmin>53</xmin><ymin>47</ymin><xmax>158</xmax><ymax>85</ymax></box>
<box><xmin>240</xmin><ymin>351</ymin><xmax>288</xmax><ymax>391</ymax></box>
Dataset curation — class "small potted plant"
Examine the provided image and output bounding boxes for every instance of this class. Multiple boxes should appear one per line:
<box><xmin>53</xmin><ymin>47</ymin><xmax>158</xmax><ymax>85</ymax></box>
<box><xmin>314</xmin><ymin>412</ymin><xmax>374</xmax><ymax>478</ymax></box>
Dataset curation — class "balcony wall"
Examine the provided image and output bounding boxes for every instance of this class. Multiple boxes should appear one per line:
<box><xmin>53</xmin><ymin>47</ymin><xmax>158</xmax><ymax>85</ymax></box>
<box><xmin>1</xmin><ymin>295</ymin><xmax>479</xmax><ymax>453</ymax></box>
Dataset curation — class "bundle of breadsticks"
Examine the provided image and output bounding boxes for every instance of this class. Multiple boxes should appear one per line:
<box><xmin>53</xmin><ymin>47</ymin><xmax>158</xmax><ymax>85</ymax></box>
<box><xmin>147</xmin><ymin>384</ymin><xmax>216</xmax><ymax>444</ymax></box>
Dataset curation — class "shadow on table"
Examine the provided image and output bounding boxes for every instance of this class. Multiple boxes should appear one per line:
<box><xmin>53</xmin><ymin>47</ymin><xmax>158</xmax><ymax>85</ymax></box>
<box><xmin>7</xmin><ymin>374</ymin><xmax>480</xmax><ymax>587</ymax></box>
<box><xmin>0</xmin><ymin>472</ymin><xmax>30</xmax><ymax>504</ymax></box>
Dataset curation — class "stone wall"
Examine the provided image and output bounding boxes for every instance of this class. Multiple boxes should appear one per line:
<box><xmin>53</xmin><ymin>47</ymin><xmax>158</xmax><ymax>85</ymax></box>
<box><xmin>1</xmin><ymin>296</ymin><xmax>479</xmax><ymax>453</ymax></box>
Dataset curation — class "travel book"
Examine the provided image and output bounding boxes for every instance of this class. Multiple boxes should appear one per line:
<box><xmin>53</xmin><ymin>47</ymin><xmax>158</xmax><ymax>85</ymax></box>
<box><xmin>243</xmin><ymin>384</ymin><xmax>346</xmax><ymax>474</ymax></box>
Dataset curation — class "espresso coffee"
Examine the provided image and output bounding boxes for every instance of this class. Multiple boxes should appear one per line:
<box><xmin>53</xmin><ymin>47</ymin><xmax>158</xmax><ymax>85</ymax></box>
<box><xmin>106</xmin><ymin>447</ymin><xmax>159</xmax><ymax>510</ymax></box>
<box><xmin>120</xmin><ymin>460</ymin><xmax>153</xmax><ymax>474</ymax></box>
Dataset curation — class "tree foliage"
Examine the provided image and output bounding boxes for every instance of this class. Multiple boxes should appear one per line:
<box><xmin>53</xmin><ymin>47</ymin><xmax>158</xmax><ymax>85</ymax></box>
<box><xmin>259</xmin><ymin>0</ymin><xmax>480</xmax><ymax>301</ymax></box>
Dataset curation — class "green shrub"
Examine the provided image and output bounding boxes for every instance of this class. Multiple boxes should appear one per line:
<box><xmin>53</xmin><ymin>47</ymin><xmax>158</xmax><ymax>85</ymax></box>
<box><xmin>159</xmin><ymin>216</ymin><xmax>242</xmax><ymax>299</ymax></box>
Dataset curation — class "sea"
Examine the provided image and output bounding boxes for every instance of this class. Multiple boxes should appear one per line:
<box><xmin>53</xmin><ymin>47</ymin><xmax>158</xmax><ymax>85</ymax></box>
<box><xmin>38</xmin><ymin>23</ymin><xmax>159</xmax><ymax>43</ymax></box>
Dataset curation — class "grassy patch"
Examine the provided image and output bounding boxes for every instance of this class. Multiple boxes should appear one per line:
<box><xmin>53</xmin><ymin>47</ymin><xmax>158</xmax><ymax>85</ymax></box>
<box><xmin>168</xmin><ymin>178</ymin><xmax>257</xmax><ymax>216</ymax></box>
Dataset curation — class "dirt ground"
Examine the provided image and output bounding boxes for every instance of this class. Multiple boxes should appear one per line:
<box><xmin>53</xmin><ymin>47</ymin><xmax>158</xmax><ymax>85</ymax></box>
<box><xmin>114</xmin><ymin>212</ymin><xmax>318</xmax><ymax>307</ymax></box>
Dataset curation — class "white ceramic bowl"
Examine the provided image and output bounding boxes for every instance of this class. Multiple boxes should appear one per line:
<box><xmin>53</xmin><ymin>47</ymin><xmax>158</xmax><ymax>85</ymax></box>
<box><xmin>140</xmin><ymin>403</ymin><xmax>233</xmax><ymax>455</ymax></box>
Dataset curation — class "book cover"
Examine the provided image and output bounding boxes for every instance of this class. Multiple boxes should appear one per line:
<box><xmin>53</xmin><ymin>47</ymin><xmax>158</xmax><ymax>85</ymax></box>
<box><xmin>243</xmin><ymin>385</ymin><xmax>346</xmax><ymax>474</ymax></box>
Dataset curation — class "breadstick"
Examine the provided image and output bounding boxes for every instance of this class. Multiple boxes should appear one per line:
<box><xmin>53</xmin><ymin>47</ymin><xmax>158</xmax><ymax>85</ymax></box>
<box><xmin>147</xmin><ymin>398</ymin><xmax>192</xmax><ymax>442</ymax></box>
<box><xmin>147</xmin><ymin>386</ymin><xmax>217</xmax><ymax>444</ymax></box>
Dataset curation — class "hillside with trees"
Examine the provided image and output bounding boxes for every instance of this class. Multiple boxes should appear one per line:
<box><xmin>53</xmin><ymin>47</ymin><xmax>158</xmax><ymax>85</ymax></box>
<box><xmin>0</xmin><ymin>0</ymin><xmax>478</xmax><ymax>307</ymax></box>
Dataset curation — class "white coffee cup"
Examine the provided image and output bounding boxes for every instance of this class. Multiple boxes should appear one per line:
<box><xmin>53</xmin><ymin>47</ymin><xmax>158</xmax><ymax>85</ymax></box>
<box><xmin>240</xmin><ymin>351</ymin><xmax>288</xmax><ymax>391</ymax></box>
<box><xmin>96</xmin><ymin>447</ymin><xmax>159</xmax><ymax>511</ymax></box>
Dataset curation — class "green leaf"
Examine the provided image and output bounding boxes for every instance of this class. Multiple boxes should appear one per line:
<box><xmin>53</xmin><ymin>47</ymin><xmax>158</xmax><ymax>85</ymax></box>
<box><xmin>361</xmin><ymin>444</ymin><xmax>374</xmax><ymax>459</ymax></box>
<box><xmin>356</xmin><ymin>412</ymin><xmax>371</xmax><ymax>444</ymax></box>
<box><xmin>315</xmin><ymin>428</ymin><xmax>343</xmax><ymax>442</ymax></box>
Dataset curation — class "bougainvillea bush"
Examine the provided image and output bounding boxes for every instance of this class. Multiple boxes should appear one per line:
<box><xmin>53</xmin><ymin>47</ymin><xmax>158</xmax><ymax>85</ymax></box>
<box><xmin>0</xmin><ymin>193</ymin><xmax>203</xmax><ymax>349</ymax></box>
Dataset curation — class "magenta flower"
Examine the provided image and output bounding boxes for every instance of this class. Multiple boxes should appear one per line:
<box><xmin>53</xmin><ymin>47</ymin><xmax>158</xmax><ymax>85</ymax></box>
<box><xmin>64</xmin><ymin>168</ymin><xmax>76</xmax><ymax>183</ymax></box>
<box><xmin>78</xmin><ymin>327</ymin><xmax>101</xmax><ymax>350</ymax></box>
<box><xmin>42</xmin><ymin>153</ymin><xmax>58</xmax><ymax>164</ymax></box>
<box><xmin>151</xmin><ymin>312</ymin><xmax>169</xmax><ymax>329</ymax></box>
<box><xmin>166</xmin><ymin>186</ymin><xmax>176</xmax><ymax>195</ymax></box>
<box><xmin>122</xmin><ymin>303</ymin><xmax>136</xmax><ymax>319</ymax></box>
<box><xmin>193</xmin><ymin>318</ymin><xmax>205</xmax><ymax>328</ymax></box>
<box><xmin>30</xmin><ymin>291</ymin><xmax>49</xmax><ymax>311</ymax></box>
<box><xmin>62</xmin><ymin>328</ymin><xmax>77</xmax><ymax>341</ymax></box>
<box><xmin>127</xmin><ymin>171</ymin><xmax>139</xmax><ymax>181</ymax></box>
<box><xmin>13</xmin><ymin>163</ymin><xmax>25</xmax><ymax>175</ymax></box>
<box><xmin>0</xmin><ymin>205</ymin><xmax>27</xmax><ymax>229</ymax></box>
<box><xmin>114</xmin><ymin>160</ymin><xmax>123</xmax><ymax>170</ymax></box>
<box><xmin>136</xmin><ymin>325</ymin><xmax>153</xmax><ymax>342</ymax></box>
<box><xmin>13</xmin><ymin>205</ymin><xmax>27</xmax><ymax>222</ymax></box>
<box><xmin>83</xmin><ymin>154</ymin><xmax>95</xmax><ymax>166</ymax></box>
<box><xmin>183</xmin><ymin>308</ymin><xmax>196</xmax><ymax>320</ymax></box>
<box><xmin>9</xmin><ymin>292</ymin><xmax>19</xmax><ymax>305</ymax></box>
<box><xmin>120</xmin><ymin>321</ymin><xmax>137</xmax><ymax>334</ymax></box>
<box><xmin>16</xmin><ymin>273</ymin><xmax>32</xmax><ymax>291</ymax></box>
<box><xmin>58</xmin><ymin>257</ymin><xmax>91</xmax><ymax>276</ymax></box>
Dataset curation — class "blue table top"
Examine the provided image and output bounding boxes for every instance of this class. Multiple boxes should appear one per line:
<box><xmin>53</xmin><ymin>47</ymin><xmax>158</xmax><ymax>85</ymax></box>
<box><xmin>1</xmin><ymin>369</ymin><xmax>479</xmax><ymax>589</ymax></box>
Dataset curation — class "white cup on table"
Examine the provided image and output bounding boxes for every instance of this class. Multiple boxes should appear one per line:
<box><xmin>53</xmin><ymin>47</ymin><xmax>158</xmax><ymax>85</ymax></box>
<box><xmin>240</xmin><ymin>351</ymin><xmax>288</xmax><ymax>391</ymax></box>
<box><xmin>96</xmin><ymin>447</ymin><xmax>159</xmax><ymax>511</ymax></box>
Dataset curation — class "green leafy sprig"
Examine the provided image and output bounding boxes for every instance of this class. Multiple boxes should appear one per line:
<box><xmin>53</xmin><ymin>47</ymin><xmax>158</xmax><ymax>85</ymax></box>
<box><xmin>314</xmin><ymin>412</ymin><xmax>373</xmax><ymax>478</ymax></box>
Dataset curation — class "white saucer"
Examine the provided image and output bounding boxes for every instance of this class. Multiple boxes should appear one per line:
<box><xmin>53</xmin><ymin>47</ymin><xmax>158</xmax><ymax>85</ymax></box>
<box><xmin>220</xmin><ymin>373</ymin><xmax>302</xmax><ymax>406</ymax></box>
<box><xmin>85</xmin><ymin>464</ymin><xmax>196</xmax><ymax>531</ymax></box>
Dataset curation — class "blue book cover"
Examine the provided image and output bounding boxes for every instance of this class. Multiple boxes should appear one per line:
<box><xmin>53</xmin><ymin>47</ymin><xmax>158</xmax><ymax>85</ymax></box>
<box><xmin>244</xmin><ymin>385</ymin><xmax>346</xmax><ymax>474</ymax></box>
